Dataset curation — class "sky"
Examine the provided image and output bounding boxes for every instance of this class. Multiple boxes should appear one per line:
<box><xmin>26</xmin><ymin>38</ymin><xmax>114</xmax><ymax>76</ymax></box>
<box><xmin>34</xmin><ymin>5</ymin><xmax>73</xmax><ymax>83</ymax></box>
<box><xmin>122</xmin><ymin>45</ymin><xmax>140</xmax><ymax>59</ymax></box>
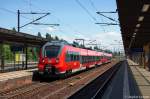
<box><xmin>0</xmin><ymin>0</ymin><xmax>124</xmax><ymax>52</ymax></box>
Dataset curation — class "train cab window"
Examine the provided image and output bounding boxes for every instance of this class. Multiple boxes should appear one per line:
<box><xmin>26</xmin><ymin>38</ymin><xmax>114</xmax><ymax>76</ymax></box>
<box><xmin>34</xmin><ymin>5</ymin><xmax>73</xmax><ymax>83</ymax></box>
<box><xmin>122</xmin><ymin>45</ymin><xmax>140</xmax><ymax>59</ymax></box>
<box><xmin>45</xmin><ymin>46</ymin><xmax>60</xmax><ymax>58</ymax></box>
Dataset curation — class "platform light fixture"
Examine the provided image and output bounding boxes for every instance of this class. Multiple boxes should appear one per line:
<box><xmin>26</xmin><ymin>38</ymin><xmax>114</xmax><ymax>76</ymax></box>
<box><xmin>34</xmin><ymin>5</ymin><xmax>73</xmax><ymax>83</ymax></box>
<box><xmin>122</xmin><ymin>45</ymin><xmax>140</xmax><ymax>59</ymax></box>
<box><xmin>132</xmin><ymin>35</ymin><xmax>135</xmax><ymax>38</ymax></box>
<box><xmin>136</xmin><ymin>24</ymin><xmax>141</xmax><ymax>28</ymax></box>
<box><xmin>138</xmin><ymin>16</ymin><xmax>144</xmax><ymax>22</ymax></box>
<box><xmin>133</xmin><ymin>33</ymin><xmax>136</xmax><ymax>36</ymax></box>
<box><xmin>142</xmin><ymin>4</ymin><xmax>150</xmax><ymax>12</ymax></box>
<box><xmin>134</xmin><ymin>29</ymin><xmax>138</xmax><ymax>32</ymax></box>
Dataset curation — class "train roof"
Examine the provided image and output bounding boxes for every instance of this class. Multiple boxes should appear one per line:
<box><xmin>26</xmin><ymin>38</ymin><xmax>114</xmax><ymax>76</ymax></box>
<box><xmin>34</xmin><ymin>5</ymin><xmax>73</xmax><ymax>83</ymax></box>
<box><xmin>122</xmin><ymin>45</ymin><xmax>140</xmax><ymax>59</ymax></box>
<box><xmin>44</xmin><ymin>41</ymin><xmax>112</xmax><ymax>56</ymax></box>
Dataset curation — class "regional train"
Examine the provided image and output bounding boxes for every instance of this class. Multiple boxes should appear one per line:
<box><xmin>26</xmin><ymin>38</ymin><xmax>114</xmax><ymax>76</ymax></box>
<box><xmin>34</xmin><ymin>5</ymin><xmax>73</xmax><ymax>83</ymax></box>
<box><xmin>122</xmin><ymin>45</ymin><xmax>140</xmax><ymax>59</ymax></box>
<box><xmin>33</xmin><ymin>40</ymin><xmax>112</xmax><ymax>79</ymax></box>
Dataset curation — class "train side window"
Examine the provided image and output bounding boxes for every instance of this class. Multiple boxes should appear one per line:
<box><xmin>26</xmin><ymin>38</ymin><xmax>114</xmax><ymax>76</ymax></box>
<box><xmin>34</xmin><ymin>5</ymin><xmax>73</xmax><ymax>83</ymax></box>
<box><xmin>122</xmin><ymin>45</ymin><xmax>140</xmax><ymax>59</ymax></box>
<box><xmin>75</xmin><ymin>54</ymin><xmax>77</xmax><ymax>61</ymax></box>
<box><xmin>71</xmin><ymin>54</ymin><xmax>74</xmax><ymax>61</ymax></box>
<box><xmin>74</xmin><ymin>54</ymin><xmax>76</xmax><ymax>61</ymax></box>
<box><xmin>83</xmin><ymin>56</ymin><xmax>85</xmax><ymax>63</ymax></box>
<box><xmin>92</xmin><ymin>56</ymin><xmax>94</xmax><ymax>62</ymax></box>
<box><xmin>76</xmin><ymin>55</ymin><xmax>78</xmax><ymax>61</ymax></box>
<box><xmin>86</xmin><ymin>56</ymin><xmax>88</xmax><ymax>63</ymax></box>
<box><xmin>76</xmin><ymin>55</ymin><xmax>79</xmax><ymax>61</ymax></box>
<box><xmin>85</xmin><ymin>56</ymin><xmax>87</xmax><ymax>63</ymax></box>
<box><xmin>66</xmin><ymin>52</ymin><xmax>70</xmax><ymax>62</ymax></box>
<box><xmin>86</xmin><ymin>56</ymin><xmax>88</xmax><ymax>62</ymax></box>
<box><xmin>73</xmin><ymin>54</ymin><xmax>76</xmax><ymax>61</ymax></box>
<box><xmin>89</xmin><ymin>56</ymin><xmax>91</xmax><ymax>62</ymax></box>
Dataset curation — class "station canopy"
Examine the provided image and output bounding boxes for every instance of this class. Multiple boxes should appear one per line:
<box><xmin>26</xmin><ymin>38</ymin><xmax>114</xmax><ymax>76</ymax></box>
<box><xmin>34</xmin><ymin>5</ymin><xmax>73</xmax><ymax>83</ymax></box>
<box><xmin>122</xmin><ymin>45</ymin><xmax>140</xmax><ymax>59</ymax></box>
<box><xmin>116</xmin><ymin>0</ymin><xmax>150</xmax><ymax>51</ymax></box>
<box><xmin>0</xmin><ymin>28</ymin><xmax>47</xmax><ymax>46</ymax></box>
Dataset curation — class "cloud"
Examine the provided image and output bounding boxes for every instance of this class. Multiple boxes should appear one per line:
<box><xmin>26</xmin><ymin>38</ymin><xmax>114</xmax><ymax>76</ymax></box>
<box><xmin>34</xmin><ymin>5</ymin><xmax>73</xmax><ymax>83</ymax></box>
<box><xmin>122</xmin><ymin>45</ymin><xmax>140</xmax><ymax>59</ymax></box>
<box><xmin>26</xmin><ymin>26</ymin><xmax>33</xmax><ymax>29</ymax></box>
<box><xmin>45</xmin><ymin>27</ymin><xmax>57</xmax><ymax>32</ymax></box>
<box><xmin>89</xmin><ymin>31</ymin><xmax>123</xmax><ymax>50</ymax></box>
<box><xmin>40</xmin><ymin>27</ymin><xmax>57</xmax><ymax>33</ymax></box>
<box><xmin>57</xmin><ymin>31</ymin><xmax>122</xmax><ymax>50</ymax></box>
<box><xmin>92</xmin><ymin>31</ymin><xmax>121</xmax><ymax>43</ymax></box>
<box><xmin>107</xmin><ymin>32</ymin><xmax>120</xmax><ymax>36</ymax></box>
<box><xmin>60</xmin><ymin>35</ymin><xmax>74</xmax><ymax>43</ymax></box>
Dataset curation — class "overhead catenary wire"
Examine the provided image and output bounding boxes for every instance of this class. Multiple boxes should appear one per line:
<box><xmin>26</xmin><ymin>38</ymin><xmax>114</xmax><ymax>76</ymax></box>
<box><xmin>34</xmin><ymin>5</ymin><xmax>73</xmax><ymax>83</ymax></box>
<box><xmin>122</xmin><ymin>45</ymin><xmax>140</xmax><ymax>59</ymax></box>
<box><xmin>0</xmin><ymin>7</ymin><xmax>33</xmax><ymax>20</ymax></box>
<box><xmin>88</xmin><ymin>0</ymin><xmax>106</xmax><ymax>32</ymax></box>
<box><xmin>75</xmin><ymin>0</ymin><xmax>109</xmax><ymax>36</ymax></box>
<box><xmin>96</xmin><ymin>12</ymin><xmax>118</xmax><ymax>23</ymax></box>
<box><xmin>28</xmin><ymin>0</ymin><xmax>34</xmax><ymax>20</ymax></box>
<box><xmin>20</xmin><ymin>13</ymin><xmax>50</xmax><ymax>28</ymax></box>
<box><xmin>22</xmin><ymin>0</ymin><xmax>88</xmax><ymax>39</ymax></box>
<box><xmin>75</xmin><ymin>0</ymin><xmax>98</xmax><ymax>22</ymax></box>
<box><xmin>89</xmin><ymin>0</ymin><xmax>118</xmax><ymax>24</ymax></box>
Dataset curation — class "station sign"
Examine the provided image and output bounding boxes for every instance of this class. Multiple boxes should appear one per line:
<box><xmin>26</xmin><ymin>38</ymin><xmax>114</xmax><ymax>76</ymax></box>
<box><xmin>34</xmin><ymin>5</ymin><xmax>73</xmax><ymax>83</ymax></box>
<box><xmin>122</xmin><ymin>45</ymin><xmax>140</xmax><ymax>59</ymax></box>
<box><xmin>15</xmin><ymin>53</ymin><xmax>26</xmax><ymax>62</ymax></box>
<box><xmin>130</xmin><ymin>48</ymin><xmax>143</xmax><ymax>52</ymax></box>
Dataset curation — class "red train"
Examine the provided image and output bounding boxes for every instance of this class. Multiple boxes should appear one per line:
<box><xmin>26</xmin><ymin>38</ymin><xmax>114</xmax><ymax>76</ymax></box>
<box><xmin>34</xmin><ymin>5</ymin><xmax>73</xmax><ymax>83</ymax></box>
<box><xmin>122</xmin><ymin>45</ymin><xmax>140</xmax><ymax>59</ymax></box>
<box><xmin>34</xmin><ymin>41</ymin><xmax>112</xmax><ymax>78</ymax></box>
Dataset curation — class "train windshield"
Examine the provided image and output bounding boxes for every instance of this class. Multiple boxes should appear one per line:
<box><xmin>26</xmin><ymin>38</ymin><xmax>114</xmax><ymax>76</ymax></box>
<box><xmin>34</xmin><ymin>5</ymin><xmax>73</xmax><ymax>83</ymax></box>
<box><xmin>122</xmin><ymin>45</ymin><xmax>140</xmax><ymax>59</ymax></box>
<box><xmin>45</xmin><ymin>46</ymin><xmax>60</xmax><ymax>58</ymax></box>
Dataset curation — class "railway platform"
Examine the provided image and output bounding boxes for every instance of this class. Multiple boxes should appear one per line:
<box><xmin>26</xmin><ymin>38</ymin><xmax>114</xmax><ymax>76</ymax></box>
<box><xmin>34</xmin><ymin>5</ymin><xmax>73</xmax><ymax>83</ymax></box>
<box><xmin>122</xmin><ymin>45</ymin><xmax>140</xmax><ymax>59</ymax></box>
<box><xmin>0</xmin><ymin>62</ymin><xmax>37</xmax><ymax>73</ymax></box>
<box><xmin>101</xmin><ymin>59</ymin><xmax>150</xmax><ymax>99</ymax></box>
<box><xmin>128</xmin><ymin>59</ymin><xmax>150</xmax><ymax>99</ymax></box>
<box><xmin>0</xmin><ymin>68</ymin><xmax>37</xmax><ymax>91</ymax></box>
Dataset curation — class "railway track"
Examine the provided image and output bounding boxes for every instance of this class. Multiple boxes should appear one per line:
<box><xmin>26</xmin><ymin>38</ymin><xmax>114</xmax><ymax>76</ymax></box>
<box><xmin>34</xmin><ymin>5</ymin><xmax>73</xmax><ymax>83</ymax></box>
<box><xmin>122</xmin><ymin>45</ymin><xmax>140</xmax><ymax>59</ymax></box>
<box><xmin>68</xmin><ymin>61</ymin><xmax>122</xmax><ymax>99</ymax></box>
<box><xmin>0</xmin><ymin>61</ymin><xmax>118</xmax><ymax>99</ymax></box>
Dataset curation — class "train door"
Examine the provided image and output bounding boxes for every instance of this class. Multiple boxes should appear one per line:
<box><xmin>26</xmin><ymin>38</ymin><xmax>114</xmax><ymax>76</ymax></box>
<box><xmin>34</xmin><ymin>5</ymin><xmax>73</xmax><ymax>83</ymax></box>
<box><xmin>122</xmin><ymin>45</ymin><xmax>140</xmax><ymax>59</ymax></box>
<box><xmin>65</xmin><ymin>51</ymin><xmax>72</xmax><ymax>70</ymax></box>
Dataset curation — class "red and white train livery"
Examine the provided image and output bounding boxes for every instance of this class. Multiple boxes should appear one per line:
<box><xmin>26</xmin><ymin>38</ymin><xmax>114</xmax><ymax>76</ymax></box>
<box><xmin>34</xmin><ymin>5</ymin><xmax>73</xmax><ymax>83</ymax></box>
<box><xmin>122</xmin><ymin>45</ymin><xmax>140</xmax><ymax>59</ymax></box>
<box><xmin>36</xmin><ymin>41</ymin><xmax>112</xmax><ymax>77</ymax></box>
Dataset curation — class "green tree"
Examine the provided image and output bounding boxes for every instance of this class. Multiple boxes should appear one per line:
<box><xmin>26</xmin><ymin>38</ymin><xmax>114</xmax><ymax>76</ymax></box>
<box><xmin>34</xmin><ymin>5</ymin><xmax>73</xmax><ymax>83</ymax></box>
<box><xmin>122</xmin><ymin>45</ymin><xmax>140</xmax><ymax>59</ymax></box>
<box><xmin>73</xmin><ymin>41</ymin><xmax>79</xmax><ymax>47</ymax></box>
<box><xmin>12</xmin><ymin>27</ymin><xmax>16</xmax><ymax>31</ymax></box>
<box><xmin>94</xmin><ymin>46</ymin><xmax>99</xmax><ymax>50</ymax></box>
<box><xmin>37</xmin><ymin>32</ymin><xmax>42</xmax><ymax>37</ymax></box>
<box><xmin>55</xmin><ymin>36</ymin><xmax>59</xmax><ymax>40</ymax></box>
<box><xmin>3</xmin><ymin>44</ymin><xmax>13</xmax><ymax>62</ymax></box>
<box><xmin>46</xmin><ymin>33</ymin><xmax>53</xmax><ymax>41</ymax></box>
<box><xmin>89</xmin><ymin>46</ymin><xmax>92</xmax><ymax>50</ymax></box>
<box><xmin>79</xmin><ymin>44</ymin><xmax>85</xmax><ymax>48</ymax></box>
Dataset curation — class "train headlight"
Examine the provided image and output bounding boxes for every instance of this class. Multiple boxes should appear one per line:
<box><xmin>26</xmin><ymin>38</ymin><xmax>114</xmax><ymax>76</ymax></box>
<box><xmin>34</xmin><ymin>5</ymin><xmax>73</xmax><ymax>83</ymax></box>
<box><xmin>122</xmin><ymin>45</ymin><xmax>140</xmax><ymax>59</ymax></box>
<box><xmin>42</xmin><ymin>59</ymin><xmax>45</xmax><ymax>63</ymax></box>
<box><xmin>56</xmin><ymin>58</ymin><xmax>59</xmax><ymax>63</ymax></box>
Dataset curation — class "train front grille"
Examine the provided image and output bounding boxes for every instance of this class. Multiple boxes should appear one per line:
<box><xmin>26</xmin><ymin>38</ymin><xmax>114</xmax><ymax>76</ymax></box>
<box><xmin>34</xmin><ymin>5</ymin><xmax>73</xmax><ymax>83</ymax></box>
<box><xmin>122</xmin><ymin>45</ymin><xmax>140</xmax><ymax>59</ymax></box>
<box><xmin>45</xmin><ymin>64</ymin><xmax>51</xmax><ymax>72</ymax></box>
<box><xmin>44</xmin><ymin>64</ymin><xmax>55</xmax><ymax>74</ymax></box>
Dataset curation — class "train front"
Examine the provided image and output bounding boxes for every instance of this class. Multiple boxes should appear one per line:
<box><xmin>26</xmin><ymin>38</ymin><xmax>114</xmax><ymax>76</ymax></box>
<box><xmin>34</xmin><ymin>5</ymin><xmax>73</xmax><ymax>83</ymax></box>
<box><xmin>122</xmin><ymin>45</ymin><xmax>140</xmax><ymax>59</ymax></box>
<box><xmin>37</xmin><ymin>41</ymin><xmax>63</xmax><ymax>77</ymax></box>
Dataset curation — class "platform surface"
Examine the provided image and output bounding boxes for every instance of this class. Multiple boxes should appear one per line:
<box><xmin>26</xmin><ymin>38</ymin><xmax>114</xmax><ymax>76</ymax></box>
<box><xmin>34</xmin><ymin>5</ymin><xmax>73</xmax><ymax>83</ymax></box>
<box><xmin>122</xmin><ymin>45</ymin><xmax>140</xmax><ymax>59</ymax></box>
<box><xmin>102</xmin><ymin>59</ymin><xmax>150</xmax><ymax>99</ymax></box>
<box><xmin>128</xmin><ymin>59</ymin><xmax>150</xmax><ymax>99</ymax></box>
<box><xmin>0</xmin><ymin>68</ymin><xmax>37</xmax><ymax>82</ymax></box>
